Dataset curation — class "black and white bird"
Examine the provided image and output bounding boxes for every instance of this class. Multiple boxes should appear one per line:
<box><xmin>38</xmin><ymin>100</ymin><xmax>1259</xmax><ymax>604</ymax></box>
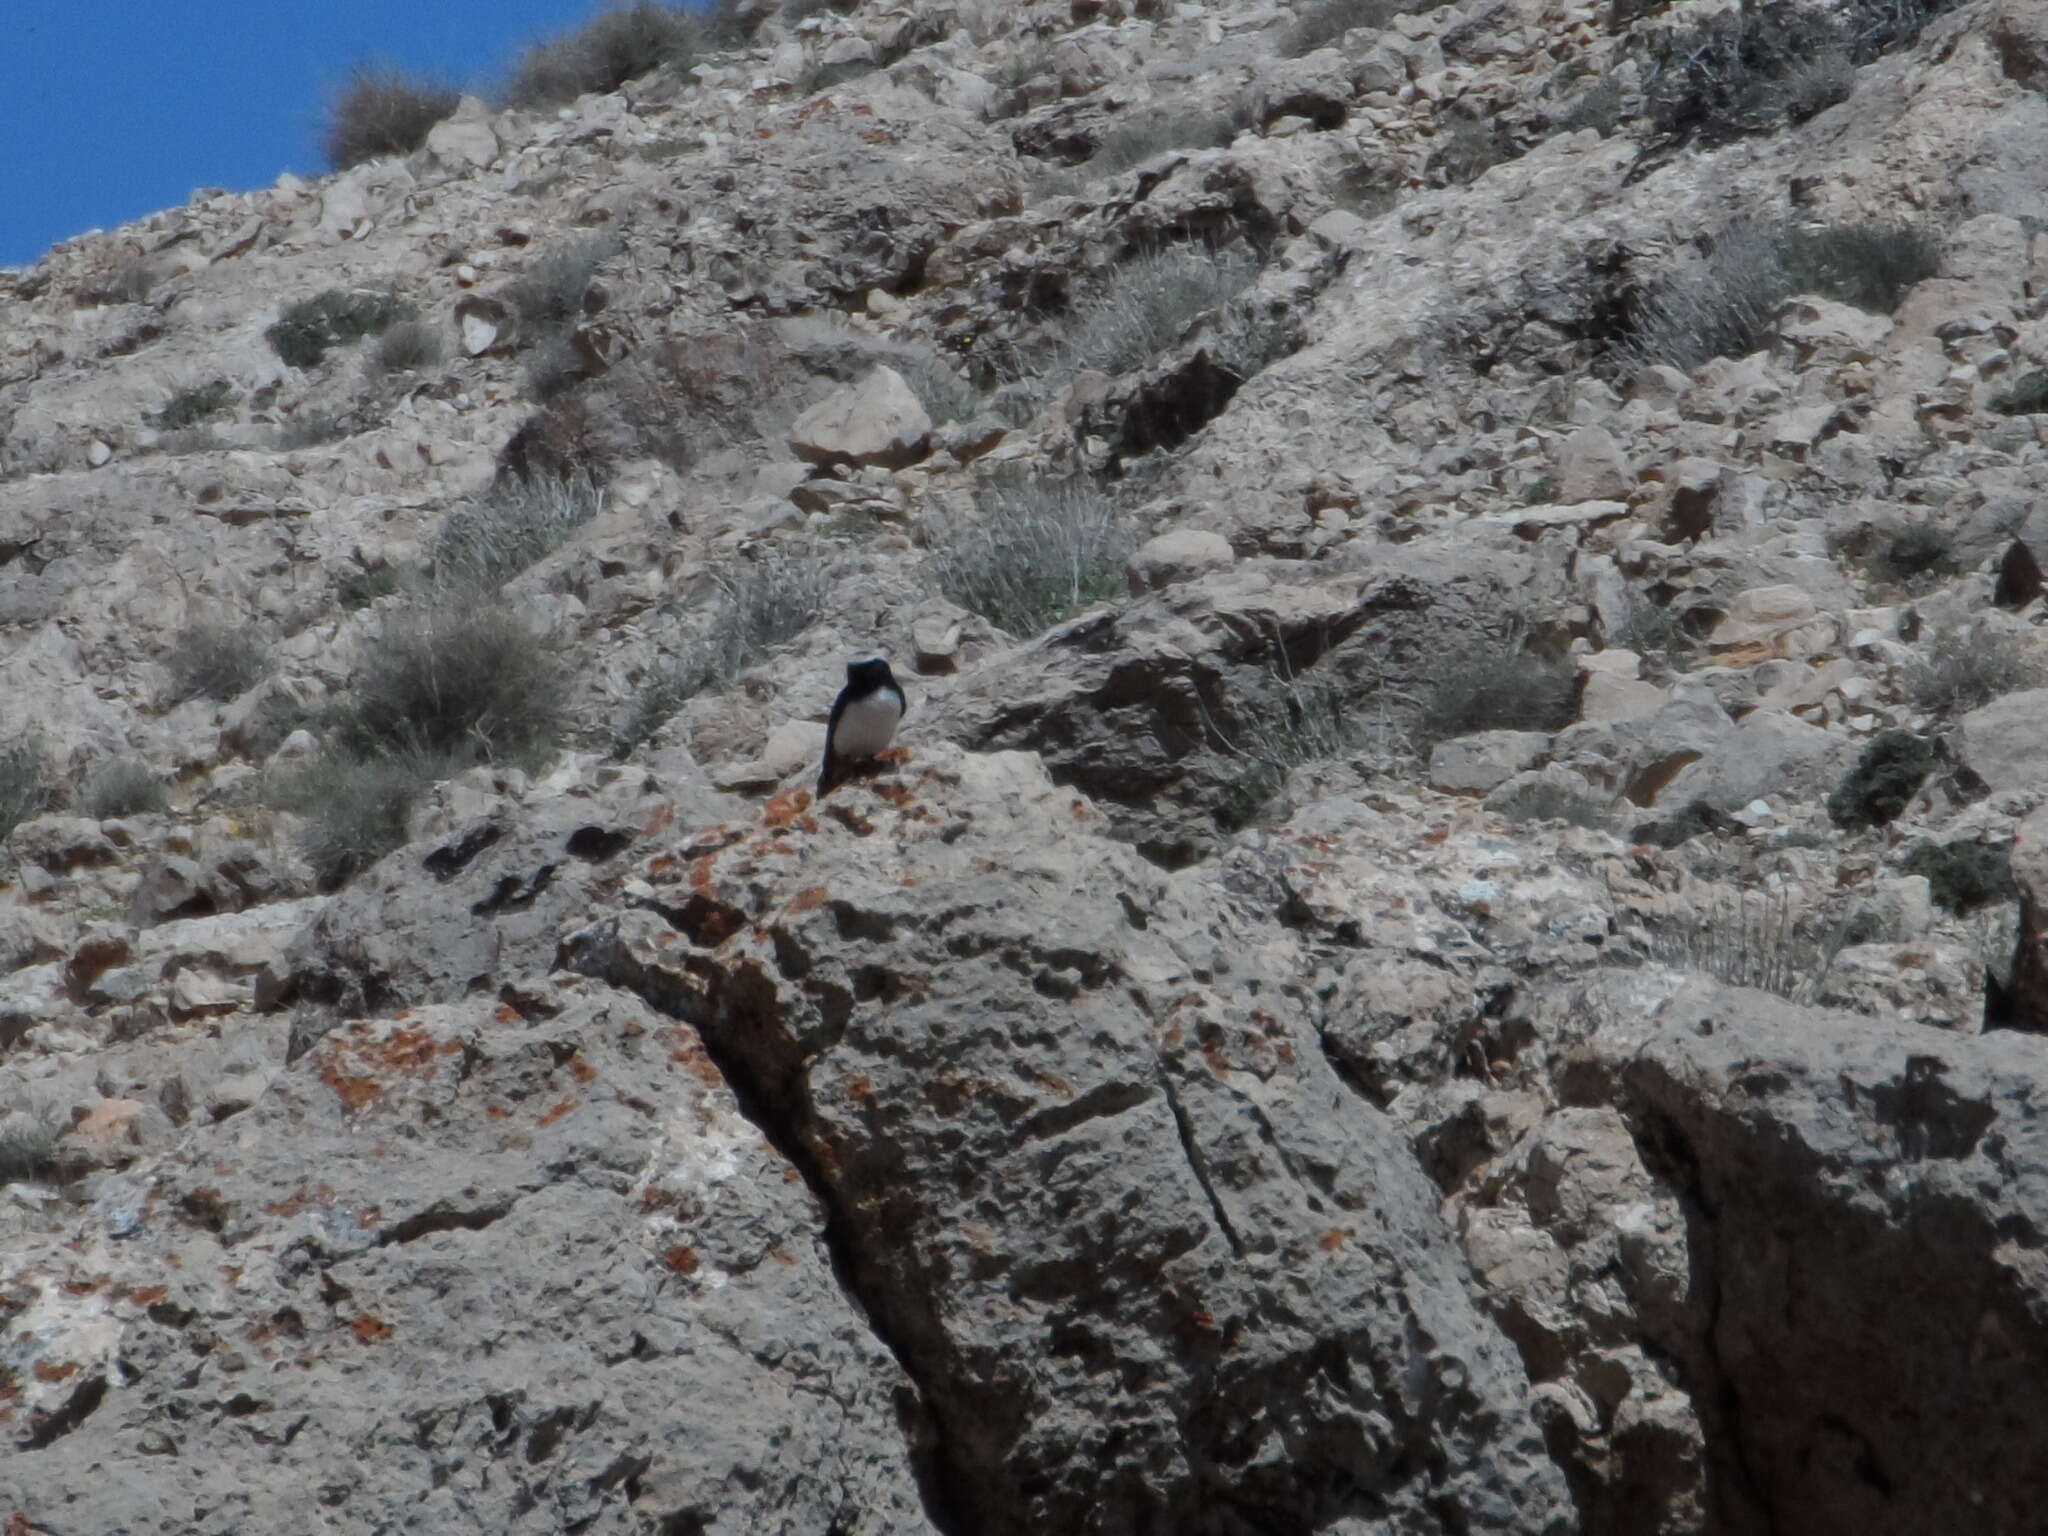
<box><xmin>816</xmin><ymin>656</ymin><xmax>907</xmax><ymax>798</ymax></box>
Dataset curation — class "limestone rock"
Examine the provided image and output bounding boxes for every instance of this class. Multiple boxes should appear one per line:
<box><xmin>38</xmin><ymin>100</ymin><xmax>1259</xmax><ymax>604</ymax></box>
<box><xmin>424</xmin><ymin>96</ymin><xmax>500</xmax><ymax>170</ymax></box>
<box><xmin>1555</xmin><ymin>424</ymin><xmax>1633</xmax><ymax>503</ymax></box>
<box><xmin>1953</xmin><ymin>687</ymin><xmax>2048</xmax><ymax>796</ymax></box>
<box><xmin>786</xmin><ymin>365</ymin><xmax>932</xmax><ymax>471</ymax></box>
<box><xmin>1429</xmin><ymin>729</ymin><xmax>1550</xmax><ymax>795</ymax></box>
<box><xmin>1125</xmin><ymin>529</ymin><xmax>1234</xmax><ymax>593</ymax></box>
<box><xmin>2010</xmin><ymin>801</ymin><xmax>2048</xmax><ymax>1032</ymax></box>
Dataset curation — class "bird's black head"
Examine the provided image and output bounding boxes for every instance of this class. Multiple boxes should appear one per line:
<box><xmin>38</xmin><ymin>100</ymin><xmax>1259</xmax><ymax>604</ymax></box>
<box><xmin>844</xmin><ymin>656</ymin><xmax>898</xmax><ymax>695</ymax></box>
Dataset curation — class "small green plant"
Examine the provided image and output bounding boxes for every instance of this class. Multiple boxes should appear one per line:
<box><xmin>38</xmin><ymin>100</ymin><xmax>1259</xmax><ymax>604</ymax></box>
<box><xmin>335</xmin><ymin>603</ymin><xmax>565</xmax><ymax>762</ymax></box>
<box><xmin>1826</xmin><ymin>730</ymin><xmax>1934</xmax><ymax>830</ymax></box>
<box><xmin>0</xmin><ymin>1112</ymin><xmax>65</xmax><ymax>1184</ymax></box>
<box><xmin>167</xmin><ymin>622</ymin><xmax>272</xmax><ymax>703</ymax></box>
<box><xmin>1907</xmin><ymin>627</ymin><xmax>2043</xmax><ymax>716</ymax></box>
<box><xmin>268</xmin><ymin>289</ymin><xmax>413</xmax><ymax>368</ymax></box>
<box><xmin>1553</xmin><ymin>76</ymin><xmax>1627</xmax><ymax>137</ymax></box>
<box><xmin>1902</xmin><ymin>841</ymin><xmax>2014</xmax><ymax>915</ymax></box>
<box><xmin>508</xmin><ymin>234</ymin><xmax>620</xmax><ymax>332</ymax></box>
<box><xmin>272</xmin><ymin>745</ymin><xmax>459</xmax><ymax>889</ymax></box>
<box><xmin>431</xmin><ymin>472</ymin><xmax>604</xmax><ymax>591</ymax></box>
<box><xmin>79</xmin><ymin>757</ymin><xmax>167</xmax><ymax>820</ymax></box>
<box><xmin>1418</xmin><ymin>629</ymin><xmax>1577</xmax><ymax>745</ymax></box>
<box><xmin>1990</xmin><ymin>370</ymin><xmax>2048</xmax><ymax>416</ymax></box>
<box><xmin>1870</xmin><ymin>523</ymin><xmax>1957</xmax><ymax>587</ymax></box>
<box><xmin>1521</xmin><ymin>475</ymin><xmax>1559</xmax><ymax>506</ymax></box>
<box><xmin>929</xmin><ymin>479</ymin><xmax>1132</xmax><ymax>637</ymax></box>
<box><xmin>505</xmin><ymin>2</ymin><xmax>703</xmax><ymax>108</ymax></box>
<box><xmin>322</xmin><ymin>65</ymin><xmax>460</xmax><ymax>170</ymax></box>
<box><xmin>615</xmin><ymin>551</ymin><xmax>834</xmax><ymax>755</ymax></box>
<box><xmin>1429</xmin><ymin>112</ymin><xmax>1518</xmax><ymax>185</ymax></box>
<box><xmin>1087</xmin><ymin>107</ymin><xmax>1245</xmax><ymax>178</ymax></box>
<box><xmin>278</xmin><ymin>412</ymin><xmax>351</xmax><ymax>450</ymax></box>
<box><xmin>337</xmin><ymin>567</ymin><xmax>403</xmax><ymax>610</ymax></box>
<box><xmin>1212</xmin><ymin>666</ymin><xmax>1399</xmax><ymax>832</ymax></box>
<box><xmin>1057</xmin><ymin>244</ymin><xmax>1261</xmax><ymax>377</ymax></box>
<box><xmin>374</xmin><ymin>318</ymin><xmax>443</xmax><ymax>374</ymax></box>
<box><xmin>152</xmin><ymin>379</ymin><xmax>236</xmax><ymax>431</ymax></box>
<box><xmin>1621</xmin><ymin>220</ymin><xmax>1940</xmax><ymax>372</ymax></box>
<box><xmin>1641</xmin><ymin>887</ymin><xmax>1846</xmax><ymax>1002</ymax></box>
<box><xmin>1495</xmin><ymin>776</ymin><xmax>1612</xmax><ymax>829</ymax></box>
<box><xmin>0</xmin><ymin>740</ymin><xmax>53</xmax><ymax>842</ymax></box>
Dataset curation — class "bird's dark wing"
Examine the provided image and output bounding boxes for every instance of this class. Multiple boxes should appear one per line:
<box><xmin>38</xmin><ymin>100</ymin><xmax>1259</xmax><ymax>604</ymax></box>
<box><xmin>817</xmin><ymin>685</ymin><xmax>852</xmax><ymax>797</ymax></box>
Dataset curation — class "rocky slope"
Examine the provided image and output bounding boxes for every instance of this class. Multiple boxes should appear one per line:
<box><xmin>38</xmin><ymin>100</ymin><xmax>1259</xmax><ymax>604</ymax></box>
<box><xmin>6</xmin><ymin>0</ymin><xmax>2048</xmax><ymax>1530</ymax></box>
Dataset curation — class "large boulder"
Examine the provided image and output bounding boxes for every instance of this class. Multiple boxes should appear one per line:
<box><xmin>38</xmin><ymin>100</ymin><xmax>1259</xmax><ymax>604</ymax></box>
<box><xmin>567</xmin><ymin>744</ymin><xmax>1576</xmax><ymax>1535</ymax></box>
<box><xmin>787</xmin><ymin>365</ymin><xmax>932</xmax><ymax>471</ymax></box>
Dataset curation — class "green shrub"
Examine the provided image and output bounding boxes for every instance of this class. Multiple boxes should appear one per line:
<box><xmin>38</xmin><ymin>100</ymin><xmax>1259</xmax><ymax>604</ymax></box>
<box><xmin>1088</xmin><ymin>107</ymin><xmax>1245</xmax><ymax>177</ymax></box>
<box><xmin>338</xmin><ymin>567</ymin><xmax>402</xmax><ymax>611</ymax></box>
<box><xmin>273</xmin><ymin>746</ymin><xmax>456</xmax><ymax>889</ymax></box>
<box><xmin>1494</xmin><ymin>777</ymin><xmax>1612</xmax><ymax>829</ymax></box>
<box><xmin>1990</xmin><ymin>370</ymin><xmax>2048</xmax><ymax>416</ymax></box>
<box><xmin>322</xmin><ymin>65</ymin><xmax>460</xmax><ymax>170</ymax></box>
<box><xmin>167</xmin><ymin>622</ymin><xmax>272</xmax><ymax>703</ymax></box>
<box><xmin>0</xmin><ymin>1113</ymin><xmax>64</xmax><ymax>1184</ymax></box>
<box><xmin>505</xmin><ymin>3</ymin><xmax>701</xmax><ymax>107</ymax></box>
<box><xmin>506</xmin><ymin>234</ymin><xmax>620</xmax><ymax>336</ymax></box>
<box><xmin>929</xmin><ymin>479</ymin><xmax>1132</xmax><ymax>637</ymax></box>
<box><xmin>1058</xmin><ymin>244</ymin><xmax>1261</xmax><ymax>377</ymax></box>
<box><xmin>615</xmin><ymin>551</ymin><xmax>833</xmax><ymax>755</ymax></box>
<box><xmin>1871</xmin><ymin>523</ymin><xmax>1957</xmax><ymax>587</ymax></box>
<box><xmin>336</xmin><ymin>603</ymin><xmax>564</xmax><ymax>762</ymax></box>
<box><xmin>79</xmin><ymin>758</ymin><xmax>168</xmax><ymax>820</ymax></box>
<box><xmin>1214</xmin><ymin>668</ymin><xmax>1387</xmax><ymax>832</ymax></box>
<box><xmin>1419</xmin><ymin>631</ymin><xmax>1577</xmax><ymax>745</ymax></box>
<box><xmin>1902</xmin><ymin>840</ymin><xmax>2014</xmax><ymax>915</ymax></box>
<box><xmin>1826</xmin><ymin>730</ymin><xmax>1933</xmax><ymax>830</ymax></box>
<box><xmin>1623</xmin><ymin>220</ymin><xmax>1940</xmax><ymax>372</ymax></box>
<box><xmin>374</xmin><ymin>318</ymin><xmax>444</xmax><ymax>374</ymax></box>
<box><xmin>278</xmin><ymin>412</ymin><xmax>351</xmax><ymax>450</ymax></box>
<box><xmin>1630</xmin><ymin>797</ymin><xmax>1734</xmax><ymax>849</ymax></box>
<box><xmin>0</xmin><ymin>740</ymin><xmax>52</xmax><ymax>842</ymax></box>
<box><xmin>1280</xmin><ymin>0</ymin><xmax>1438</xmax><ymax>58</ymax></box>
<box><xmin>1643</xmin><ymin>888</ymin><xmax>1844</xmax><ymax>1001</ymax></box>
<box><xmin>1554</xmin><ymin>76</ymin><xmax>1627</xmax><ymax>137</ymax></box>
<box><xmin>152</xmin><ymin>379</ymin><xmax>237</xmax><ymax>431</ymax></box>
<box><xmin>431</xmin><ymin>471</ymin><xmax>604</xmax><ymax>591</ymax></box>
<box><xmin>268</xmin><ymin>289</ymin><xmax>412</xmax><ymax>368</ymax></box>
<box><xmin>1907</xmin><ymin>627</ymin><xmax>2043</xmax><ymax>715</ymax></box>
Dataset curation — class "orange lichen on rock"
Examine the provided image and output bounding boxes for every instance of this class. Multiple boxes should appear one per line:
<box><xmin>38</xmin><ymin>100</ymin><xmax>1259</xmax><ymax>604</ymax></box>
<box><xmin>1321</xmin><ymin>1228</ymin><xmax>1348</xmax><ymax>1253</ymax></box>
<box><xmin>320</xmin><ymin>1023</ymin><xmax>444</xmax><ymax>1113</ymax></box>
<box><xmin>32</xmin><ymin>1361</ymin><xmax>79</xmax><ymax>1383</ymax></box>
<box><xmin>567</xmin><ymin>1052</ymin><xmax>597</xmax><ymax>1084</ymax></box>
<box><xmin>537</xmin><ymin>1096</ymin><xmax>580</xmax><ymax>1127</ymax></box>
<box><xmin>351</xmin><ymin>1315</ymin><xmax>393</xmax><ymax>1343</ymax></box>
<box><xmin>788</xmin><ymin>886</ymin><xmax>829</xmax><ymax>914</ymax></box>
<box><xmin>762</xmin><ymin>788</ymin><xmax>812</xmax><ymax>830</ymax></box>
<box><xmin>663</xmin><ymin>1245</ymin><xmax>699</xmax><ymax>1276</ymax></box>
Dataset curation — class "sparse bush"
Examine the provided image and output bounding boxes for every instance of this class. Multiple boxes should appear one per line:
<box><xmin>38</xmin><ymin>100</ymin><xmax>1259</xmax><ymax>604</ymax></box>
<box><xmin>1613</xmin><ymin>598</ymin><xmax>1695</xmax><ymax>663</ymax></box>
<box><xmin>339</xmin><ymin>567</ymin><xmax>403</xmax><ymax>610</ymax></box>
<box><xmin>322</xmin><ymin>65</ymin><xmax>460</xmax><ymax>171</ymax></box>
<box><xmin>1826</xmin><ymin>729</ymin><xmax>1933</xmax><ymax>830</ymax></box>
<box><xmin>268</xmin><ymin>289</ymin><xmax>413</xmax><ymax>368</ymax></box>
<box><xmin>1622</xmin><ymin>219</ymin><xmax>1940</xmax><ymax>372</ymax></box>
<box><xmin>1429</xmin><ymin>112</ymin><xmax>1519</xmax><ymax>185</ymax></box>
<box><xmin>506</xmin><ymin>3</ymin><xmax>702</xmax><ymax>108</ymax></box>
<box><xmin>930</xmin><ymin>479</ymin><xmax>1133</xmax><ymax>636</ymax></box>
<box><xmin>1088</xmin><ymin>107</ymin><xmax>1245</xmax><ymax>178</ymax></box>
<box><xmin>1419</xmin><ymin>630</ymin><xmax>1577</xmax><ymax>745</ymax></box>
<box><xmin>0</xmin><ymin>740</ymin><xmax>53</xmax><ymax>842</ymax></box>
<box><xmin>507</xmin><ymin>233</ymin><xmax>620</xmax><ymax>333</ymax></box>
<box><xmin>1903</xmin><ymin>840</ymin><xmax>2015</xmax><ymax>915</ymax></box>
<box><xmin>96</xmin><ymin>258</ymin><xmax>161</xmax><ymax>306</ymax></box>
<box><xmin>0</xmin><ymin>1112</ymin><xmax>65</xmax><ymax>1184</ymax></box>
<box><xmin>431</xmin><ymin>471</ymin><xmax>604</xmax><ymax>591</ymax></box>
<box><xmin>901</xmin><ymin>353</ymin><xmax>984</xmax><ymax>425</ymax></box>
<box><xmin>1642</xmin><ymin>888</ymin><xmax>1845</xmax><ymax>1002</ymax></box>
<box><xmin>1214</xmin><ymin>668</ymin><xmax>1395</xmax><ymax>832</ymax></box>
<box><xmin>374</xmin><ymin>317</ymin><xmax>443</xmax><ymax>374</ymax></box>
<box><xmin>167</xmin><ymin>622</ymin><xmax>271</xmax><ymax>703</ymax></box>
<box><xmin>278</xmin><ymin>412</ymin><xmax>351</xmax><ymax>450</ymax></box>
<box><xmin>1631</xmin><ymin>797</ymin><xmax>1734</xmax><ymax>849</ymax></box>
<box><xmin>1870</xmin><ymin>523</ymin><xmax>1956</xmax><ymax>587</ymax></box>
<box><xmin>525</xmin><ymin>332</ymin><xmax>589</xmax><ymax>401</ymax></box>
<box><xmin>152</xmin><ymin>379</ymin><xmax>236</xmax><ymax>431</ymax></box>
<box><xmin>616</xmin><ymin>550</ymin><xmax>834</xmax><ymax>755</ymax></box>
<box><xmin>273</xmin><ymin>746</ymin><xmax>456</xmax><ymax>888</ymax></box>
<box><xmin>1495</xmin><ymin>776</ymin><xmax>1612</xmax><ymax>829</ymax></box>
<box><xmin>79</xmin><ymin>758</ymin><xmax>167</xmax><ymax>820</ymax></box>
<box><xmin>336</xmin><ymin>604</ymin><xmax>564</xmax><ymax>762</ymax></box>
<box><xmin>1280</xmin><ymin>0</ymin><xmax>1436</xmax><ymax>58</ymax></box>
<box><xmin>1058</xmin><ymin>244</ymin><xmax>1261</xmax><ymax>377</ymax></box>
<box><xmin>1907</xmin><ymin>626</ymin><xmax>2043</xmax><ymax>716</ymax></box>
<box><xmin>1990</xmin><ymin>370</ymin><xmax>2048</xmax><ymax>416</ymax></box>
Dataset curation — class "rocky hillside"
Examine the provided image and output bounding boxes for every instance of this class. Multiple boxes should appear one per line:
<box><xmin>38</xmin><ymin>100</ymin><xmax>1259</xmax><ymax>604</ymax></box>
<box><xmin>6</xmin><ymin>0</ymin><xmax>2048</xmax><ymax>1529</ymax></box>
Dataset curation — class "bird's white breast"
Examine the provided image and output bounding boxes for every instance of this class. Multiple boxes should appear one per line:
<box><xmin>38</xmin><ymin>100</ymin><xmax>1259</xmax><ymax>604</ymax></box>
<box><xmin>832</xmin><ymin>690</ymin><xmax>903</xmax><ymax>759</ymax></box>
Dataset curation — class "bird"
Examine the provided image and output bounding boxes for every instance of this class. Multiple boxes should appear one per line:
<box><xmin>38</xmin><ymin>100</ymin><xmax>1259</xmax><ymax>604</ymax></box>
<box><xmin>816</xmin><ymin>656</ymin><xmax>907</xmax><ymax>798</ymax></box>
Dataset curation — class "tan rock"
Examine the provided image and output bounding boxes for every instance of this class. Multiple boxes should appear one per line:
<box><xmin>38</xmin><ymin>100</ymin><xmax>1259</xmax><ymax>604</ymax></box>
<box><xmin>1580</xmin><ymin>671</ymin><xmax>1668</xmax><ymax>723</ymax></box>
<box><xmin>1954</xmin><ymin>687</ymin><xmax>2048</xmax><ymax>796</ymax></box>
<box><xmin>1126</xmin><ymin>530</ymin><xmax>1235</xmax><ymax>593</ymax></box>
<box><xmin>1555</xmin><ymin>425</ymin><xmax>1633</xmax><ymax>503</ymax></box>
<box><xmin>1428</xmin><ymin>731</ymin><xmax>1550</xmax><ymax>796</ymax></box>
<box><xmin>787</xmin><ymin>366</ymin><xmax>932</xmax><ymax>471</ymax></box>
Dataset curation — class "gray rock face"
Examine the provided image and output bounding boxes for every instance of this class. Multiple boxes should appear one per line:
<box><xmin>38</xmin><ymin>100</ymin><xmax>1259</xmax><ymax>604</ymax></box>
<box><xmin>0</xmin><ymin>979</ymin><xmax>940</xmax><ymax>1536</ymax></box>
<box><xmin>569</xmin><ymin>745</ymin><xmax>1574</xmax><ymax>1535</ymax></box>
<box><xmin>1953</xmin><ymin>687</ymin><xmax>2048</xmax><ymax>797</ymax></box>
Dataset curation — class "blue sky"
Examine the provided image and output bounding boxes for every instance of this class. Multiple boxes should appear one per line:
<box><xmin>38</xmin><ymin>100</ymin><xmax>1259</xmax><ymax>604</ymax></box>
<box><xmin>0</xmin><ymin>2</ymin><xmax>621</xmax><ymax>268</ymax></box>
